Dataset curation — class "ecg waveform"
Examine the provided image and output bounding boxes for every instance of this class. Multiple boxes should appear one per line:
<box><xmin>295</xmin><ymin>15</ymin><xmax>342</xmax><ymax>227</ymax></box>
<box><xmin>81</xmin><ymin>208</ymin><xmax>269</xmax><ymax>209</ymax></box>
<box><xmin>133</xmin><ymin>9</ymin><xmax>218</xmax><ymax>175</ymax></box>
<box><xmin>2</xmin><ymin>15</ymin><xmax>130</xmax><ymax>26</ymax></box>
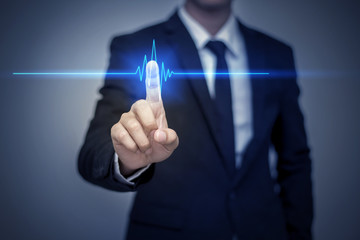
<box><xmin>13</xmin><ymin>39</ymin><xmax>269</xmax><ymax>88</ymax></box>
<box><xmin>133</xmin><ymin>40</ymin><xmax>174</xmax><ymax>88</ymax></box>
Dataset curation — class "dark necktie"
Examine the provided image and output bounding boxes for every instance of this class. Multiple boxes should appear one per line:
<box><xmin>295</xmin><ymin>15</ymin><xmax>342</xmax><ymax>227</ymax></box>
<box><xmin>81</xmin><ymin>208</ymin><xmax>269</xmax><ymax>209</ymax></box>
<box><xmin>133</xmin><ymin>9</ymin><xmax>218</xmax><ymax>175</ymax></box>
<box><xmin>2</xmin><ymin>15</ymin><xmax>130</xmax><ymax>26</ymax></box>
<box><xmin>206</xmin><ymin>40</ymin><xmax>235</xmax><ymax>178</ymax></box>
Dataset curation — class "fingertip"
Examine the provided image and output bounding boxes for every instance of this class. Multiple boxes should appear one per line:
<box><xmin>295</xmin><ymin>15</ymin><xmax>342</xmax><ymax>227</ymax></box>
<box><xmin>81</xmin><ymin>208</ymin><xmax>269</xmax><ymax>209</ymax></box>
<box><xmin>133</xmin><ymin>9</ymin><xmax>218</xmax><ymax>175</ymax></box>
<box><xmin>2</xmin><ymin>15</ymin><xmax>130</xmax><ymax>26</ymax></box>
<box><xmin>146</xmin><ymin>60</ymin><xmax>159</xmax><ymax>79</ymax></box>
<box><xmin>145</xmin><ymin>60</ymin><xmax>161</xmax><ymax>103</ymax></box>
<box><xmin>154</xmin><ymin>129</ymin><xmax>166</xmax><ymax>143</ymax></box>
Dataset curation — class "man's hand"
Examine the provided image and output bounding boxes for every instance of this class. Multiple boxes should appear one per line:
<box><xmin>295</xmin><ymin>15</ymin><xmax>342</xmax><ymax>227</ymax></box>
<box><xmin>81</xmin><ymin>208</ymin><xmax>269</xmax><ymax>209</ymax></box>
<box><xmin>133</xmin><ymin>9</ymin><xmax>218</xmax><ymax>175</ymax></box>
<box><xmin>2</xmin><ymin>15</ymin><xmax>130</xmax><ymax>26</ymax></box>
<box><xmin>111</xmin><ymin>61</ymin><xmax>179</xmax><ymax>177</ymax></box>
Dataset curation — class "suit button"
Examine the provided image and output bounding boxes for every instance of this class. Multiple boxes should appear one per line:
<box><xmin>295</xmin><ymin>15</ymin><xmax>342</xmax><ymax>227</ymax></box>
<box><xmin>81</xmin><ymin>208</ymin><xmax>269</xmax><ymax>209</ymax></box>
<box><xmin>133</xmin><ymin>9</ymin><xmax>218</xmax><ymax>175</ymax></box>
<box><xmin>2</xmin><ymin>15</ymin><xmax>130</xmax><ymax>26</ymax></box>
<box><xmin>229</xmin><ymin>192</ymin><xmax>236</xmax><ymax>200</ymax></box>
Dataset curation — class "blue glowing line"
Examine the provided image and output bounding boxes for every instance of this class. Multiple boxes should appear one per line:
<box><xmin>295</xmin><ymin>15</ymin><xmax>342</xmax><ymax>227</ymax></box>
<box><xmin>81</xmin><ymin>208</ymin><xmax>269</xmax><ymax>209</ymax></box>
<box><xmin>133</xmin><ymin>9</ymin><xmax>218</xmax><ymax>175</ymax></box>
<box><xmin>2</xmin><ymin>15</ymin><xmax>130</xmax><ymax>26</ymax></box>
<box><xmin>12</xmin><ymin>72</ymin><xmax>269</xmax><ymax>75</ymax></box>
<box><xmin>13</xmin><ymin>39</ymin><xmax>269</xmax><ymax>86</ymax></box>
<box><xmin>173</xmin><ymin>72</ymin><xmax>269</xmax><ymax>75</ymax></box>
<box><xmin>13</xmin><ymin>72</ymin><xmax>135</xmax><ymax>75</ymax></box>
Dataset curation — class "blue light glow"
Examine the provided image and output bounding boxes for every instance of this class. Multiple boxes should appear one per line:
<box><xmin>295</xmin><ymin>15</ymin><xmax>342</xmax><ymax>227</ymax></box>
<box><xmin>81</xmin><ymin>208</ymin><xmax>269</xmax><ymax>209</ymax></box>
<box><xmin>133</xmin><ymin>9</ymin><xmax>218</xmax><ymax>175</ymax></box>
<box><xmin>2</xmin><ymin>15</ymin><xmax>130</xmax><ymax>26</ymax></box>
<box><xmin>13</xmin><ymin>39</ymin><xmax>270</xmax><ymax>88</ymax></box>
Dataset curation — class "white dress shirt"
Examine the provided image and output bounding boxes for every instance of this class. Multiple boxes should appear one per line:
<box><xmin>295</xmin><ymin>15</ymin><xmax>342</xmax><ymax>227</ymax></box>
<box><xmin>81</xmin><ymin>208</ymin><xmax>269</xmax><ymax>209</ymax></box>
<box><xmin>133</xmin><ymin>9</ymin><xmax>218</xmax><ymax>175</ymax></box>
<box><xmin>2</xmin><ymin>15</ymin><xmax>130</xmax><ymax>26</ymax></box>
<box><xmin>113</xmin><ymin>6</ymin><xmax>253</xmax><ymax>184</ymax></box>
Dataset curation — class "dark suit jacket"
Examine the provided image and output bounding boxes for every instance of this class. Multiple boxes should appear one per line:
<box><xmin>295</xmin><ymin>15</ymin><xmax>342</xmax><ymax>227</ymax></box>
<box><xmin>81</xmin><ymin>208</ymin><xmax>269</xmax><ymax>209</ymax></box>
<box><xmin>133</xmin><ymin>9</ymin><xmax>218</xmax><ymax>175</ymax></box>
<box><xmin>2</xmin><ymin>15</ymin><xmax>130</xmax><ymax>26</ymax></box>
<box><xmin>78</xmin><ymin>12</ymin><xmax>313</xmax><ymax>240</ymax></box>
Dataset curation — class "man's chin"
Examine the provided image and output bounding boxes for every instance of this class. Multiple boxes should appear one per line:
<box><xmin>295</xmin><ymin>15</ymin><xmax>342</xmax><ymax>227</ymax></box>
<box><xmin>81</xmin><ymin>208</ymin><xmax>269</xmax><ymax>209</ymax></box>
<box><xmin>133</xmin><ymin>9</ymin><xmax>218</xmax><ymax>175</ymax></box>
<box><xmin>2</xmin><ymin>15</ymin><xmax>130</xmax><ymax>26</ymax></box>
<box><xmin>191</xmin><ymin>0</ymin><xmax>232</xmax><ymax>11</ymax></box>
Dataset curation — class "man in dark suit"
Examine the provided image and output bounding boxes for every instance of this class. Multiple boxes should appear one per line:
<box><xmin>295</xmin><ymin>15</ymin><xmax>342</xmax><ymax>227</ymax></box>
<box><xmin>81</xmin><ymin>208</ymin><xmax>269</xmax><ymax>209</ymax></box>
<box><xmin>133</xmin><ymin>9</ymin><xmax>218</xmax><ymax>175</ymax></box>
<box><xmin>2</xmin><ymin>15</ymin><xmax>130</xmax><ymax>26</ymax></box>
<box><xmin>78</xmin><ymin>0</ymin><xmax>313</xmax><ymax>239</ymax></box>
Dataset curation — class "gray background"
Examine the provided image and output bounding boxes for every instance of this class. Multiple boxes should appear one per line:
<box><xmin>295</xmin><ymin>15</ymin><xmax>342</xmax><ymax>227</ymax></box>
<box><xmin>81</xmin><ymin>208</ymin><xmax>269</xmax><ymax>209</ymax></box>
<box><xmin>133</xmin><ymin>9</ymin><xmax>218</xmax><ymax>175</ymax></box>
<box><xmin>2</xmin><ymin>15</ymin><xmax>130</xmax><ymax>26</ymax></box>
<box><xmin>1</xmin><ymin>0</ymin><xmax>359</xmax><ymax>239</ymax></box>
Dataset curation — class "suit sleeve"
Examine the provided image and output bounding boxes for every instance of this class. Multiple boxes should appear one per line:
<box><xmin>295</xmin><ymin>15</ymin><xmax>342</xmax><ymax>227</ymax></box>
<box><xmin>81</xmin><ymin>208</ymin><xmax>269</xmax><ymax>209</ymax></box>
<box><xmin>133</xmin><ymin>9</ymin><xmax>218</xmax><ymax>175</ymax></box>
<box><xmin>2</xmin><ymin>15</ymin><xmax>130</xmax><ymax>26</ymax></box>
<box><xmin>271</xmin><ymin>47</ymin><xmax>314</xmax><ymax>239</ymax></box>
<box><xmin>77</xmin><ymin>37</ymin><xmax>155</xmax><ymax>192</ymax></box>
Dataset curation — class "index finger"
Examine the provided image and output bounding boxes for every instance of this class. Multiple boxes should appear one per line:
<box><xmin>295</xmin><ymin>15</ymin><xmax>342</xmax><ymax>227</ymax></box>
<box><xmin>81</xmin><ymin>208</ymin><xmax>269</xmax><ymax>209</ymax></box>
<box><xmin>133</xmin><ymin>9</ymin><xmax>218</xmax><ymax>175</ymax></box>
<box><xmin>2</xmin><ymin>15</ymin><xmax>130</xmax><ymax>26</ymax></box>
<box><xmin>145</xmin><ymin>60</ymin><xmax>161</xmax><ymax>103</ymax></box>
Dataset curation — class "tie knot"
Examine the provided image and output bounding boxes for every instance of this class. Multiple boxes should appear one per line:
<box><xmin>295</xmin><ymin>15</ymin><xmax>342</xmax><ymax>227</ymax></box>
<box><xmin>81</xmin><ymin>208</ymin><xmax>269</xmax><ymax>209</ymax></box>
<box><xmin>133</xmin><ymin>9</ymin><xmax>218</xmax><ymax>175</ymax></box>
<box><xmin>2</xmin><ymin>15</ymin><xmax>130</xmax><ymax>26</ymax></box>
<box><xmin>205</xmin><ymin>40</ymin><xmax>227</xmax><ymax>58</ymax></box>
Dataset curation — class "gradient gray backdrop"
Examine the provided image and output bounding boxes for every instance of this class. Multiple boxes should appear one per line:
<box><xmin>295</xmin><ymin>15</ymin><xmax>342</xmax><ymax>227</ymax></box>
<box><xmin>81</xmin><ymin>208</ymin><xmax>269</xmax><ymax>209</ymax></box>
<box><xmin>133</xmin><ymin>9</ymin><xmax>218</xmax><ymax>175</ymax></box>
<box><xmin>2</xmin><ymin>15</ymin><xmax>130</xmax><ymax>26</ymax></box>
<box><xmin>1</xmin><ymin>0</ymin><xmax>359</xmax><ymax>239</ymax></box>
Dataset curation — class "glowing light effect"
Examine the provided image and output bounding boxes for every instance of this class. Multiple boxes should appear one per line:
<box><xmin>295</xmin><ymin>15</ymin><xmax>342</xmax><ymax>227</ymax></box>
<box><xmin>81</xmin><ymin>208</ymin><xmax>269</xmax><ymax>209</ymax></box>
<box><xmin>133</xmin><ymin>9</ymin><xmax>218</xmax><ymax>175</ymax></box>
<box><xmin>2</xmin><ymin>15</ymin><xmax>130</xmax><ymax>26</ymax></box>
<box><xmin>13</xmin><ymin>39</ymin><xmax>270</xmax><ymax>88</ymax></box>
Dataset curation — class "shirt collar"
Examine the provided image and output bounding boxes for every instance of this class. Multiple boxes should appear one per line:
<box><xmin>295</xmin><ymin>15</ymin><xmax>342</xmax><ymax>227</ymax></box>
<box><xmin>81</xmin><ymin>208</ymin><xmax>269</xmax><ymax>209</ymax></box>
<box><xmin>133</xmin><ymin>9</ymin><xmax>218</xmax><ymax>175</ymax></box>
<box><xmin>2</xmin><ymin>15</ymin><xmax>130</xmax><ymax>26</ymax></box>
<box><xmin>178</xmin><ymin>6</ymin><xmax>241</xmax><ymax>57</ymax></box>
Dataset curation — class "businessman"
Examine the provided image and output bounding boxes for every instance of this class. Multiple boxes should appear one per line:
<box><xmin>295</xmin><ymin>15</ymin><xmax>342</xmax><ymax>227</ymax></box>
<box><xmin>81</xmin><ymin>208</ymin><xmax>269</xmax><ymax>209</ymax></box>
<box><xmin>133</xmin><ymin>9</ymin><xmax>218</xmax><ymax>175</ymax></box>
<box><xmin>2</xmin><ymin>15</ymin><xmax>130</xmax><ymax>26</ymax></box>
<box><xmin>78</xmin><ymin>0</ymin><xmax>313</xmax><ymax>239</ymax></box>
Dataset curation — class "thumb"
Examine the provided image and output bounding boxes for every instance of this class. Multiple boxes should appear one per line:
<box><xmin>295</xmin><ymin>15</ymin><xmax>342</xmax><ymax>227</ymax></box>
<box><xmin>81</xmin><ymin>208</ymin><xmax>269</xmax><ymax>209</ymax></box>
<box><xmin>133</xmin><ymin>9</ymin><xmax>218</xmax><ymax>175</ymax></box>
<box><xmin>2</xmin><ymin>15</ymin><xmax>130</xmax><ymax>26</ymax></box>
<box><xmin>145</xmin><ymin>60</ymin><xmax>161</xmax><ymax>103</ymax></box>
<box><xmin>154</xmin><ymin>128</ymin><xmax>179</xmax><ymax>152</ymax></box>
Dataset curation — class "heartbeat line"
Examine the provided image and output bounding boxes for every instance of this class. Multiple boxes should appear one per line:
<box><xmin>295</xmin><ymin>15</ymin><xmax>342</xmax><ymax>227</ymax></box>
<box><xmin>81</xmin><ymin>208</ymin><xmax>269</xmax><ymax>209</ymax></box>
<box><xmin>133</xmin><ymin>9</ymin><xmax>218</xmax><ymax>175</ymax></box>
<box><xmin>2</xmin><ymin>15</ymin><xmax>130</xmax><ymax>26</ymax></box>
<box><xmin>132</xmin><ymin>40</ymin><xmax>175</xmax><ymax>88</ymax></box>
<box><xmin>13</xmin><ymin>39</ymin><xmax>269</xmax><ymax>88</ymax></box>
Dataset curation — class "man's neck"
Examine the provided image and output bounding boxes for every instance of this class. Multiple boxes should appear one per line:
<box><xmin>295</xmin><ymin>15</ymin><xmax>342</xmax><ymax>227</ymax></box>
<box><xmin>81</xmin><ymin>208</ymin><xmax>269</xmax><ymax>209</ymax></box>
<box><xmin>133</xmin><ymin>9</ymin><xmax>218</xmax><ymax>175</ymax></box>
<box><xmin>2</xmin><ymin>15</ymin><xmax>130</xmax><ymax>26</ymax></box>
<box><xmin>184</xmin><ymin>1</ymin><xmax>231</xmax><ymax>36</ymax></box>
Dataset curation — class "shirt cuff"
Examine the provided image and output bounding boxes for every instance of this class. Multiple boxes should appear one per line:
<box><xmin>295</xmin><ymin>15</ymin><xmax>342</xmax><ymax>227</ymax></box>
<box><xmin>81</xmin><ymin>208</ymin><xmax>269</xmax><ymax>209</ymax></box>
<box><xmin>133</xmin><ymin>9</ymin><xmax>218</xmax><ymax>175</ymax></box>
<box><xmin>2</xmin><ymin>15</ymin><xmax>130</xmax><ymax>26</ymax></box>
<box><xmin>113</xmin><ymin>153</ymin><xmax>151</xmax><ymax>185</ymax></box>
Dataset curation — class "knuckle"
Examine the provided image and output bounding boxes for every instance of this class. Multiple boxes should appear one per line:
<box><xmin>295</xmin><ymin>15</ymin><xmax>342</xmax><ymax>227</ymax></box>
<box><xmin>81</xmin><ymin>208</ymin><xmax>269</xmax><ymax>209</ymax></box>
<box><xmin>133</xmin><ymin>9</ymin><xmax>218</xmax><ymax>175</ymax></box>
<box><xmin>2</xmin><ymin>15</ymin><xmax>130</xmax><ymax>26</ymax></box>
<box><xmin>138</xmin><ymin>141</ymin><xmax>150</xmax><ymax>150</ymax></box>
<box><xmin>143</xmin><ymin>120</ymin><xmax>156</xmax><ymax>130</ymax></box>
<box><xmin>137</xmin><ymin>99</ymin><xmax>147</xmax><ymax>107</ymax></box>
<box><xmin>118</xmin><ymin>130</ymin><xmax>128</xmax><ymax>141</ymax></box>
<box><xmin>133</xmin><ymin>99</ymin><xmax>147</xmax><ymax>111</ymax></box>
<box><xmin>111</xmin><ymin>124</ymin><xmax>119</xmax><ymax>137</ymax></box>
<box><xmin>128</xmin><ymin>143</ymin><xmax>138</xmax><ymax>152</ymax></box>
<box><xmin>110</xmin><ymin>124</ymin><xmax>117</xmax><ymax>133</ymax></box>
<box><xmin>127</xmin><ymin>119</ymin><xmax>141</xmax><ymax>132</ymax></box>
<box><xmin>120</xmin><ymin>112</ymin><xmax>129</xmax><ymax>123</ymax></box>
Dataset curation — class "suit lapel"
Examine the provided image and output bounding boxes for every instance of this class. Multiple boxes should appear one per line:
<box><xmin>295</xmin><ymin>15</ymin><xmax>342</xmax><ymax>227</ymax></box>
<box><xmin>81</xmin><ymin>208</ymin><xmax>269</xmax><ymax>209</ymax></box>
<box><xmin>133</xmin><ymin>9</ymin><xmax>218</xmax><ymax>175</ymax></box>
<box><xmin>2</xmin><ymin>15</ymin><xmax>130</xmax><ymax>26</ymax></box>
<box><xmin>233</xmin><ymin>22</ymin><xmax>268</xmax><ymax>185</ymax></box>
<box><xmin>164</xmin><ymin>12</ymin><xmax>228</xmax><ymax>174</ymax></box>
<box><xmin>163</xmin><ymin>13</ymin><xmax>269</xmax><ymax>182</ymax></box>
